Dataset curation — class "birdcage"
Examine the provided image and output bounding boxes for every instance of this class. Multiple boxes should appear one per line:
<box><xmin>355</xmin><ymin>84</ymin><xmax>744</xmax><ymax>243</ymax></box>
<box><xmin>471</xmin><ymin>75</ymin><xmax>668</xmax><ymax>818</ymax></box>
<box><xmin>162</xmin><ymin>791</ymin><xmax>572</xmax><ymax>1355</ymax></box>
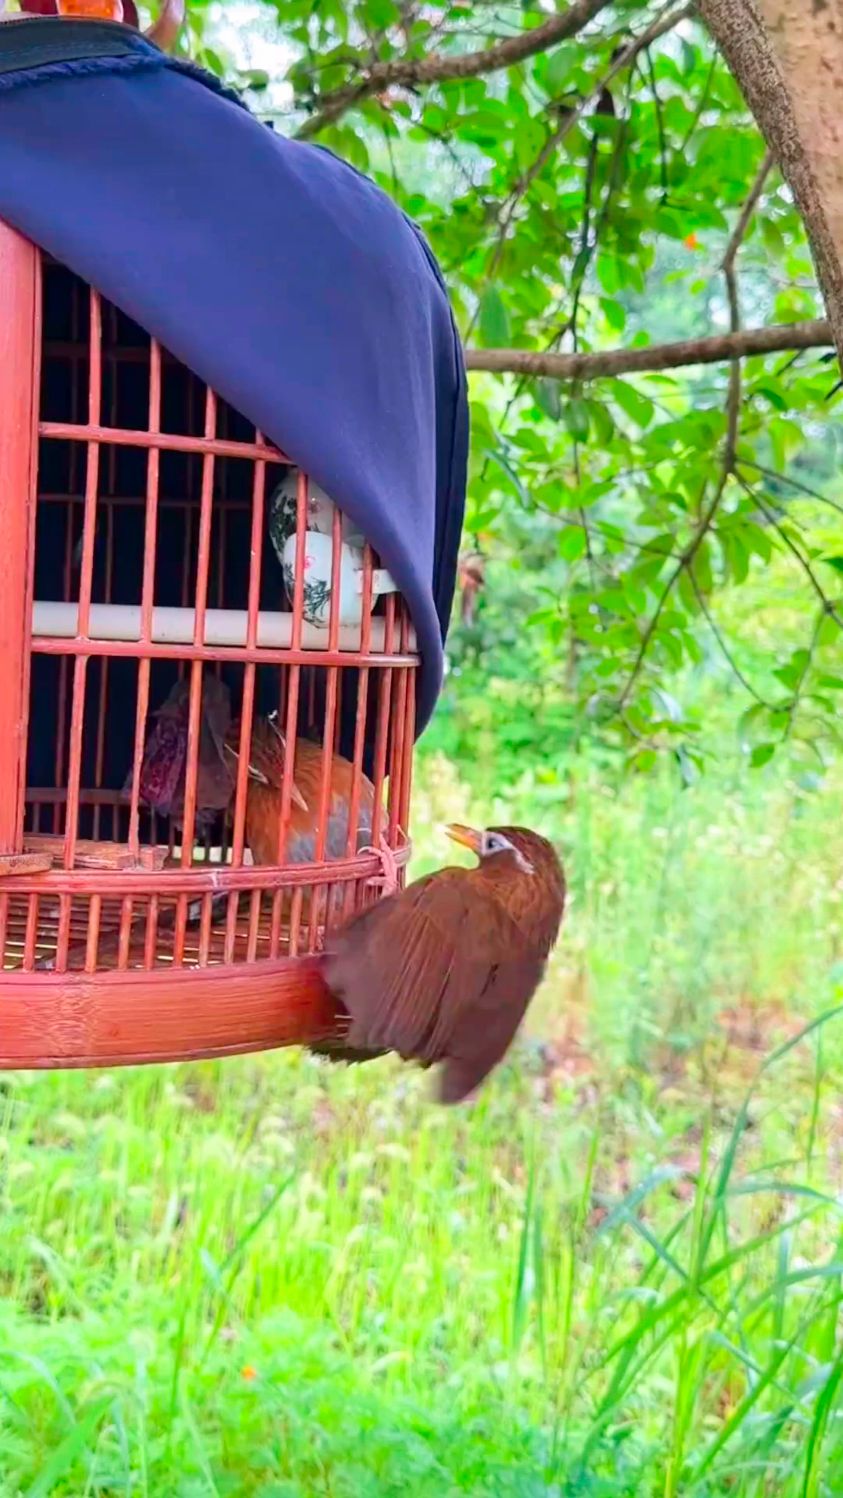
<box><xmin>0</xmin><ymin>221</ymin><xmax>430</xmax><ymax>1068</ymax></box>
<box><xmin>0</xmin><ymin>2</ymin><xmax>470</xmax><ymax>1068</ymax></box>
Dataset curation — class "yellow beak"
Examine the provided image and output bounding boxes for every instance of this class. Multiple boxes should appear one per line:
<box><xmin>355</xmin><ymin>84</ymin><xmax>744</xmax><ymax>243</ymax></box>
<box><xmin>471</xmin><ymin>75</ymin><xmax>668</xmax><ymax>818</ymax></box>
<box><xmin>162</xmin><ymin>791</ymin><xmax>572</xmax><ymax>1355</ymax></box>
<box><xmin>445</xmin><ymin>823</ymin><xmax>482</xmax><ymax>854</ymax></box>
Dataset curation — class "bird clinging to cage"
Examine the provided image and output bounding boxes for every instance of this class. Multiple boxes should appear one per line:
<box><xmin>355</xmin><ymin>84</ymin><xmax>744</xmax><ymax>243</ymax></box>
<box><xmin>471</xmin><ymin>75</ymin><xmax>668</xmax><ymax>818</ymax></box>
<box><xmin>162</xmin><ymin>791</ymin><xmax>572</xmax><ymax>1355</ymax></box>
<box><xmin>311</xmin><ymin>823</ymin><xmax>565</xmax><ymax>1103</ymax></box>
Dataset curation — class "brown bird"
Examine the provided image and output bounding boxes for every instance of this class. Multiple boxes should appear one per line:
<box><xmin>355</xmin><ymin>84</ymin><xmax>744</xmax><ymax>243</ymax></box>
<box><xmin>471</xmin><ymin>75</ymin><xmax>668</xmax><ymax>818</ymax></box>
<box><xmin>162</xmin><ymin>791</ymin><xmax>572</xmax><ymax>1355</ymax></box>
<box><xmin>312</xmin><ymin>823</ymin><xmax>565</xmax><ymax>1103</ymax></box>
<box><xmin>134</xmin><ymin>675</ymin><xmax>234</xmax><ymax>836</ymax></box>
<box><xmin>225</xmin><ymin>713</ymin><xmax>378</xmax><ymax>869</ymax></box>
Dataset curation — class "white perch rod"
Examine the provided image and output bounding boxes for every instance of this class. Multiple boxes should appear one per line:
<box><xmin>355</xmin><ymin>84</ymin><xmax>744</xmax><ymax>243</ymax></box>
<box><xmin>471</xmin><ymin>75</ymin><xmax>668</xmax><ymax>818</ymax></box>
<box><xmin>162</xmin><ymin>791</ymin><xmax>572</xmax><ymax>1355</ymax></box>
<box><xmin>32</xmin><ymin>602</ymin><xmax>416</xmax><ymax>653</ymax></box>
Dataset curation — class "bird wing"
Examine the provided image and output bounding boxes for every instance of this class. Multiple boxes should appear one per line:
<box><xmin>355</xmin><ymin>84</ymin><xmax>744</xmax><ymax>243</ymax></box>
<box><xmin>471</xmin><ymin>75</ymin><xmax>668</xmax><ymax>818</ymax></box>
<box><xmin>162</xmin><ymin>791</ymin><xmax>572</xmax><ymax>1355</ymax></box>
<box><xmin>438</xmin><ymin>952</ymin><xmax>547</xmax><ymax>1103</ymax></box>
<box><xmin>324</xmin><ymin>869</ymin><xmax>519</xmax><ymax>1064</ymax></box>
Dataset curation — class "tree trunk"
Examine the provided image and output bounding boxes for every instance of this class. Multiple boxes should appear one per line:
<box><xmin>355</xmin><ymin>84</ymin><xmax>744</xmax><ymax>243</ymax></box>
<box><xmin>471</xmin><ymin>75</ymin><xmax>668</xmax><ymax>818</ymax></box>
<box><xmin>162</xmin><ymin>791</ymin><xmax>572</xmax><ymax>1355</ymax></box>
<box><xmin>698</xmin><ymin>0</ymin><xmax>843</xmax><ymax>365</ymax></box>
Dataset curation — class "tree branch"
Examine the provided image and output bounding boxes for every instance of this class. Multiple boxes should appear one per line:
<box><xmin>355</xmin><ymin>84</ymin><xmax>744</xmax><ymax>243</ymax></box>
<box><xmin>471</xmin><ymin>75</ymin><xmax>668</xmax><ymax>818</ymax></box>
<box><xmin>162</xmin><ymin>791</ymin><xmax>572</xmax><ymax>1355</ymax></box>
<box><xmin>465</xmin><ymin>319</ymin><xmax>831</xmax><ymax>380</ymax></box>
<box><xmin>296</xmin><ymin>0</ymin><xmax>612</xmax><ymax>139</ymax></box>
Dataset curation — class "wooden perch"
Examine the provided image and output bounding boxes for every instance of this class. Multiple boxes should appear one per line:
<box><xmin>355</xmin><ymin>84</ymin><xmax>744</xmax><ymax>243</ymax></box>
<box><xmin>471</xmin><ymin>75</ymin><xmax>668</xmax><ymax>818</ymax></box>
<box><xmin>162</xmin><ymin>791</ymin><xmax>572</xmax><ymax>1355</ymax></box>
<box><xmin>21</xmin><ymin>837</ymin><xmax>168</xmax><ymax>872</ymax></box>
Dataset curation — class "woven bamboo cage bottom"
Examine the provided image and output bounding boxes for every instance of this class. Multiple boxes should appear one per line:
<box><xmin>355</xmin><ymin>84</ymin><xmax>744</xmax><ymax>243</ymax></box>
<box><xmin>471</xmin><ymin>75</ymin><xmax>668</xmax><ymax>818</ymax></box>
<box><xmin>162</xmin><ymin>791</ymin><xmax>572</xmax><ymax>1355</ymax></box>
<box><xmin>0</xmin><ymin>960</ymin><xmax>344</xmax><ymax>1071</ymax></box>
<box><xmin>0</xmin><ymin>837</ymin><xmax>411</xmax><ymax>1067</ymax></box>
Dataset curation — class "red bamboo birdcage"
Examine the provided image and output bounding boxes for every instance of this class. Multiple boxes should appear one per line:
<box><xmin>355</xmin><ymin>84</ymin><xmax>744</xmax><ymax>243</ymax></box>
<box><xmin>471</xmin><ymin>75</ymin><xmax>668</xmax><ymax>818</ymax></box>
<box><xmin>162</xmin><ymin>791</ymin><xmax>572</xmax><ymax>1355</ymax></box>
<box><xmin>0</xmin><ymin>222</ymin><xmax>417</xmax><ymax>1067</ymax></box>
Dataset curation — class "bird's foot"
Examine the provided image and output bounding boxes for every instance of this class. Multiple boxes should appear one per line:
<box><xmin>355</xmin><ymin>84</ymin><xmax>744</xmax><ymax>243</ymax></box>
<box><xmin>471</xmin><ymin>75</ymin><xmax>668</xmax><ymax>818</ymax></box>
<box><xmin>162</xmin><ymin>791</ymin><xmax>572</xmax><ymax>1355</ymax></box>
<box><xmin>361</xmin><ymin>835</ymin><xmax>399</xmax><ymax>897</ymax></box>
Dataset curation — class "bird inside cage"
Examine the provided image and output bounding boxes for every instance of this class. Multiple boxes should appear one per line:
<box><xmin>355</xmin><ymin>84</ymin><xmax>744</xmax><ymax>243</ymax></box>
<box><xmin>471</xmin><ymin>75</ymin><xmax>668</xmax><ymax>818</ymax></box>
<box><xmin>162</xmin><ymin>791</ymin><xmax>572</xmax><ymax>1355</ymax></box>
<box><xmin>132</xmin><ymin>675</ymin><xmax>234</xmax><ymax>837</ymax></box>
<box><xmin>134</xmin><ymin>677</ymin><xmax>387</xmax><ymax>889</ymax></box>
<box><xmin>224</xmin><ymin>712</ymin><xmax>376</xmax><ymax>866</ymax></box>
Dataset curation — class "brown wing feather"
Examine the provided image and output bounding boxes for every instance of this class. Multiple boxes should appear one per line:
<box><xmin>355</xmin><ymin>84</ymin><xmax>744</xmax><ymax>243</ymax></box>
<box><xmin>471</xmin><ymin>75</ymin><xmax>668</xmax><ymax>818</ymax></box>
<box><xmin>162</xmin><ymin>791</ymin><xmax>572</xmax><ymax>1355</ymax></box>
<box><xmin>325</xmin><ymin>869</ymin><xmax>500</xmax><ymax>1061</ymax></box>
<box><xmin>438</xmin><ymin>952</ymin><xmax>546</xmax><ymax>1104</ymax></box>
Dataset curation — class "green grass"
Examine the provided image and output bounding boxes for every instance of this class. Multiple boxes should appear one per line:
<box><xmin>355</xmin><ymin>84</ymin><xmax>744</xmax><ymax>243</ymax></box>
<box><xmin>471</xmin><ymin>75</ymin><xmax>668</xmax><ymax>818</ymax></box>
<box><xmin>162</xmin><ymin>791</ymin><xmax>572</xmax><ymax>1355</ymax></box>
<box><xmin>2</xmin><ymin>753</ymin><xmax>843</xmax><ymax>1495</ymax></box>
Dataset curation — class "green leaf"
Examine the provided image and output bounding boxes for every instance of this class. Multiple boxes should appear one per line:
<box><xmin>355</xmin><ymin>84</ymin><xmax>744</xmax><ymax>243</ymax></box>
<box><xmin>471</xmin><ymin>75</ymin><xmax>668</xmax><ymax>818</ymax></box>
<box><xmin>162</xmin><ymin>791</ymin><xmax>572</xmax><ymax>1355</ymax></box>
<box><xmin>610</xmin><ymin>380</ymin><xmax>654</xmax><ymax>430</ymax></box>
<box><xmin>563</xmin><ymin>397</ymin><xmax>591</xmax><ymax>442</ymax></box>
<box><xmin>558</xmin><ymin>526</ymin><xmax>587</xmax><ymax>561</ymax></box>
<box><xmin>535</xmin><ymin>379</ymin><xmax>561</xmax><ymax>421</ymax></box>
<box><xmin>478</xmin><ymin>287</ymin><xmax>510</xmax><ymax>348</ymax></box>
<box><xmin>596</xmin><ymin>254</ymin><xmax>620</xmax><ymax>295</ymax></box>
<box><xmin>546</xmin><ymin>44</ymin><xmax>577</xmax><ymax>96</ymax></box>
<box><xmin>600</xmin><ymin>297</ymin><xmax>627</xmax><ymax>332</ymax></box>
<box><xmin>750</xmin><ymin>743</ymin><xmax>776</xmax><ymax>768</ymax></box>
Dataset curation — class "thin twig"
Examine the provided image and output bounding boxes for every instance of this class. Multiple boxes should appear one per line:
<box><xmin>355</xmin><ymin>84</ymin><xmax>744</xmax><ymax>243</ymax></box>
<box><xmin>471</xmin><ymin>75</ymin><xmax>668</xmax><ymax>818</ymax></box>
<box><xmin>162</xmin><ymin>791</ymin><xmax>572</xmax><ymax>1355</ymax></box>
<box><xmin>783</xmin><ymin>606</ymin><xmax>825</xmax><ymax>740</ymax></box>
<box><xmin>721</xmin><ymin>151</ymin><xmax>775</xmax><ymax>277</ymax></box>
<box><xmin>617</xmin><ymin>477</ymin><xmax>724</xmax><ymax>709</ymax></box>
<box><xmin>687</xmin><ymin>568</ymin><xmax>774</xmax><ymax>708</ymax></box>
<box><xmin>748</xmin><ymin>486</ymin><xmax>843</xmax><ymax>629</ymax></box>
<box><xmin>678</xmin><ymin>53</ymin><xmax>717</xmax><ymax>155</ymax></box>
<box><xmin>738</xmin><ymin>458</ymin><xmax>843</xmax><ymax>519</ymax></box>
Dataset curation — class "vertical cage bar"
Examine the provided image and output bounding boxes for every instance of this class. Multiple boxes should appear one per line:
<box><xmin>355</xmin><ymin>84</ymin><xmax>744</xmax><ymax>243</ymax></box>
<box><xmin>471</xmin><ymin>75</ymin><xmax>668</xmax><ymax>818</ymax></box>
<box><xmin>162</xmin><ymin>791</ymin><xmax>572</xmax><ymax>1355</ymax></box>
<box><xmin>174</xmin><ymin>387</ymin><xmax>216</xmax><ymax>963</ymax></box>
<box><xmin>53</xmin><ymin>507</ymin><xmax>75</xmax><ymax>833</ymax></box>
<box><xmin>370</xmin><ymin>593</ymin><xmax>396</xmax><ymax>851</ymax></box>
<box><xmin>388</xmin><ymin>605</ymin><xmax>411</xmax><ymax>847</ymax></box>
<box><xmin>143</xmin><ymin>893</ymin><xmax>159</xmax><ymax>970</ymax></box>
<box><xmin>270</xmin><ymin>469</ymin><xmax>307</xmax><ymax>957</ymax></box>
<box><xmin>62</xmin><ymin>290</ymin><xmax>102</xmax><ymax>869</ymax></box>
<box><xmin>57</xmin><ymin>290</ymin><xmax>102</xmax><ymax>967</ymax></box>
<box><xmin>23</xmin><ymin>894</ymin><xmax>38</xmax><ymax>971</ymax></box>
<box><xmin>57</xmin><ymin>275</ymin><xmax>84</xmax><ymax>832</ymax></box>
<box><xmin>307</xmin><ymin>501</ymin><xmax>343</xmax><ymax>950</ymax></box>
<box><xmin>180</xmin><ymin>387</ymin><xmax>216</xmax><ymax>863</ymax></box>
<box><xmin>85</xmin><ymin>894</ymin><xmax>102</xmax><ymax>974</ymax></box>
<box><xmin>92</xmin><ymin>303</ymin><xmax>120</xmax><ymax>842</ymax></box>
<box><xmin>398</xmin><ymin>656</ymin><xmax>416</xmax><ymax>864</ymax></box>
<box><xmin>341</xmin><ymin>544</ymin><xmax>375</xmax><ymax>920</ymax></box>
<box><xmin>227</xmin><ymin>440</ymin><xmax>266</xmax><ymax>964</ymax></box>
<box><xmin>127</xmin><ymin>340</ymin><xmax>162</xmax><ymax>860</ymax></box>
<box><xmin>0</xmin><ymin>227</ymin><xmax>41</xmax><ymax>858</ymax></box>
<box><xmin>92</xmin><ymin>499</ymin><xmax>115</xmax><ymax>840</ymax></box>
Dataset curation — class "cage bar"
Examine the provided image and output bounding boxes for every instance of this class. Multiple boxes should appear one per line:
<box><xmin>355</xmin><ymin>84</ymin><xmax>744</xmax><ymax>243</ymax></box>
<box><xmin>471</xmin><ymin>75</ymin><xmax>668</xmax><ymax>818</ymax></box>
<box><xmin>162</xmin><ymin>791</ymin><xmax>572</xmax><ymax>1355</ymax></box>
<box><xmin>0</xmin><ymin>229</ymin><xmax>40</xmax><ymax>861</ymax></box>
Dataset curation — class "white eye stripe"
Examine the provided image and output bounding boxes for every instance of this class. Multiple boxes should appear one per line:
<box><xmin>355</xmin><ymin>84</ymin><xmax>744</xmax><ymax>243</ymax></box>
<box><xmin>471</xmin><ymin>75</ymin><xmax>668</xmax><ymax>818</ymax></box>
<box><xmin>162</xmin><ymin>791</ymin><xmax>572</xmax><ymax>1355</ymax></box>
<box><xmin>482</xmin><ymin>831</ymin><xmax>535</xmax><ymax>875</ymax></box>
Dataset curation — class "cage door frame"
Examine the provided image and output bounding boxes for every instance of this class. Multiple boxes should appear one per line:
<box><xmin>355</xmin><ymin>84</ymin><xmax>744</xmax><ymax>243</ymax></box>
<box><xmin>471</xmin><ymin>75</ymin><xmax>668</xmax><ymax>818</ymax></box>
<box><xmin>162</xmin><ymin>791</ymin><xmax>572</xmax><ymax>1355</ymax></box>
<box><xmin>0</xmin><ymin>223</ymin><xmax>40</xmax><ymax>856</ymax></box>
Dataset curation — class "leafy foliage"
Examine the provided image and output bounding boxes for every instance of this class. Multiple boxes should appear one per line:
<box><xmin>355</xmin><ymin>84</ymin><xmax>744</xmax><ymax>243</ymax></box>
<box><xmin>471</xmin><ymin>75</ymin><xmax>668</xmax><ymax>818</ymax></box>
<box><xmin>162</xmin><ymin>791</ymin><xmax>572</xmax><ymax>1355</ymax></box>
<box><xmin>183</xmin><ymin>0</ymin><xmax>843</xmax><ymax>774</ymax></box>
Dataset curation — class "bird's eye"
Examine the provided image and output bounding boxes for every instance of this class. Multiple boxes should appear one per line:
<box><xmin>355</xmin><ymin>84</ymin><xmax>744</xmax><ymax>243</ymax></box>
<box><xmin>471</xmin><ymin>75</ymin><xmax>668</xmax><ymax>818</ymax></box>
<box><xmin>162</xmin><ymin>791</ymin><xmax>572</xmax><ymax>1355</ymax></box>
<box><xmin>484</xmin><ymin>833</ymin><xmax>508</xmax><ymax>854</ymax></box>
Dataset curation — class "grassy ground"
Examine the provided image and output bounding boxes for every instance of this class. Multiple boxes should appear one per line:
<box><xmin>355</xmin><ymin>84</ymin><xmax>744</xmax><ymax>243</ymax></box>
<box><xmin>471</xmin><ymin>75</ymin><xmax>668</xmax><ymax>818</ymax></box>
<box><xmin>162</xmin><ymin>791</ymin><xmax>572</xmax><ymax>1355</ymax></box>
<box><xmin>2</xmin><ymin>754</ymin><xmax>843</xmax><ymax>1495</ymax></box>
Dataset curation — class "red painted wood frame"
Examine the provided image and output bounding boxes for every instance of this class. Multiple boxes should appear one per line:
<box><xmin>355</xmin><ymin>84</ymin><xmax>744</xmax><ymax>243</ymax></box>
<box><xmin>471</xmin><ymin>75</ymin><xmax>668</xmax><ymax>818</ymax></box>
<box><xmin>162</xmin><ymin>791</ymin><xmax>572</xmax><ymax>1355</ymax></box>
<box><xmin>0</xmin><ymin>222</ymin><xmax>418</xmax><ymax>1067</ymax></box>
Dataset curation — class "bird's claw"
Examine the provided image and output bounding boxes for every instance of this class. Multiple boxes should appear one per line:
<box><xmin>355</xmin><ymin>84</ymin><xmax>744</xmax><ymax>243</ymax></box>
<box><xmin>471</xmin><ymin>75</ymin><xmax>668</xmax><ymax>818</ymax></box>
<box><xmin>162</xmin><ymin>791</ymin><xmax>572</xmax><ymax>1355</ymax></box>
<box><xmin>362</xmin><ymin>835</ymin><xmax>399</xmax><ymax>897</ymax></box>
